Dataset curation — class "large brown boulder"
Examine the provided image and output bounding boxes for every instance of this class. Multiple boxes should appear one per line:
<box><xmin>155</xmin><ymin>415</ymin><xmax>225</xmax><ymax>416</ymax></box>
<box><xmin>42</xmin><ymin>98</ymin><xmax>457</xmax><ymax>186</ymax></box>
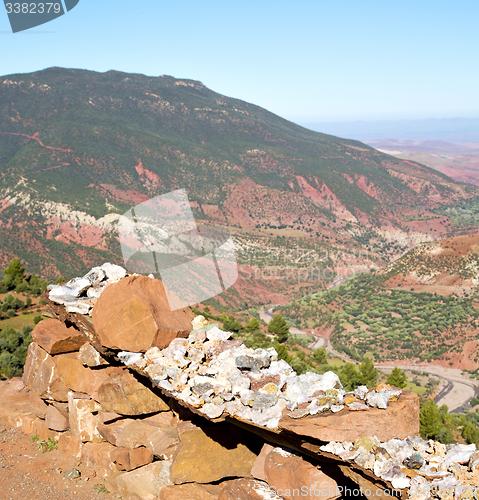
<box><xmin>97</xmin><ymin>369</ymin><xmax>170</xmax><ymax>415</ymax></box>
<box><xmin>31</xmin><ymin>318</ymin><xmax>86</xmax><ymax>355</ymax></box>
<box><xmin>91</xmin><ymin>276</ymin><xmax>194</xmax><ymax>352</ymax></box>
<box><xmin>58</xmin><ymin>432</ymin><xmax>83</xmax><ymax>459</ymax></box>
<box><xmin>170</xmin><ymin>422</ymin><xmax>257</xmax><ymax>484</ymax></box>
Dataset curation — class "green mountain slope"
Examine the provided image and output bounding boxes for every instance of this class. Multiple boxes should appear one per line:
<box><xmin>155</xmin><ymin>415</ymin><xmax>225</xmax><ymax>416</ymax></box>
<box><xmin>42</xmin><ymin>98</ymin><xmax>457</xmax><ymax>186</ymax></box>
<box><xmin>0</xmin><ymin>67</ymin><xmax>477</xmax><ymax>283</ymax></box>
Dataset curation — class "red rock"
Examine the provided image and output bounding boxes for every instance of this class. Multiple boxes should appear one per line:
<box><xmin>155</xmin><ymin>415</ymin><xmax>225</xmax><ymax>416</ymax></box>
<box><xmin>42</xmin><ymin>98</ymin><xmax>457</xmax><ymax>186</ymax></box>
<box><xmin>250</xmin><ymin>374</ymin><xmax>281</xmax><ymax>392</ymax></box>
<box><xmin>264</xmin><ymin>448</ymin><xmax>340</xmax><ymax>500</ymax></box>
<box><xmin>80</xmin><ymin>442</ymin><xmax>118</xmax><ymax>477</ymax></box>
<box><xmin>98</xmin><ymin>411</ymin><xmax>123</xmax><ymax>424</ymax></box>
<box><xmin>21</xmin><ymin>414</ymin><xmax>41</xmax><ymax>434</ymax></box>
<box><xmin>31</xmin><ymin>418</ymin><xmax>62</xmax><ymax>441</ymax></box>
<box><xmin>99</xmin><ymin>418</ymin><xmax>179</xmax><ymax>458</ymax></box>
<box><xmin>91</xmin><ymin>275</ymin><xmax>194</xmax><ymax>352</ymax></box>
<box><xmin>68</xmin><ymin>392</ymin><xmax>104</xmax><ymax>442</ymax></box>
<box><xmin>144</xmin><ymin>426</ymin><xmax>179</xmax><ymax>459</ymax></box>
<box><xmin>98</xmin><ymin>418</ymin><xmax>134</xmax><ymax>446</ymax></box>
<box><xmin>218</xmin><ymin>478</ymin><xmax>284</xmax><ymax>500</ymax></box>
<box><xmin>160</xmin><ymin>483</ymin><xmax>226</xmax><ymax>500</ymax></box>
<box><xmin>0</xmin><ymin>379</ymin><xmax>48</xmax><ymax>430</ymax></box>
<box><xmin>111</xmin><ymin>446</ymin><xmax>153</xmax><ymax>471</ymax></box>
<box><xmin>22</xmin><ymin>343</ymin><xmax>70</xmax><ymax>401</ymax></box>
<box><xmin>45</xmin><ymin>405</ymin><xmax>69</xmax><ymax>432</ymax></box>
<box><xmin>52</xmin><ymin>401</ymin><xmax>69</xmax><ymax>419</ymax></box>
<box><xmin>28</xmin><ymin>392</ymin><xmax>49</xmax><ymax>419</ymax></box>
<box><xmin>58</xmin><ymin>432</ymin><xmax>83</xmax><ymax>459</ymax></box>
<box><xmin>142</xmin><ymin>411</ymin><xmax>177</xmax><ymax>427</ymax></box>
<box><xmin>31</xmin><ymin>318</ymin><xmax>86</xmax><ymax>354</ymax></box>
<box><xmin>170</xmin><ymin>422</ymin><xmax>257</xmax><ymax>484</ymax></box>
<box><xmin>113</xmin><ymin>461</ymin><xmax>173</xmax><ymax>499</ymax></box>
<box><xmin>55</xmin><ymin>355</ymin><xmax>115</xmax><ymax>399</ymax></box>
<box><xmin>279</xmin><ymin>391</ymin><xmax>420</xmax><ymax>442</ymax></box>
<box><xmin>78</xmin><ymin>342</ymin><xmax>109</xmax><ymax>367</ymax></box>
<box><xmin>97</xmin><ymin>369</ymin><xmax>170</xmax><ymax>415</ymax></box>
<box><xmin>207</xmin><ymin>339</ymin><xmax>243</xmax><ymax>358</ymax></box>
<box><xmin>251</xmin><ymin>443</ymin><xmax>275</xmax><ymax>481</ymax></box>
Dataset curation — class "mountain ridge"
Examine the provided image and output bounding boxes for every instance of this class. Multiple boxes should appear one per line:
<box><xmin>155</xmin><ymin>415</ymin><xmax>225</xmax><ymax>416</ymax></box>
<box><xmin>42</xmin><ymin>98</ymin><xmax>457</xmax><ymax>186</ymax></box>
<box><xmin>0</xmin><ymin>67</ymin><xmax>478</xmax><ymax>291</ymax></box>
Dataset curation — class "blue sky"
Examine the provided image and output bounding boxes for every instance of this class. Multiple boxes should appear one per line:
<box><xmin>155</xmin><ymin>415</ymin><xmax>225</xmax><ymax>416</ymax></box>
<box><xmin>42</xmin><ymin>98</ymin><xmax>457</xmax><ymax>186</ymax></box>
<box><xmin>1</xmin><ymin>0</ymin><xmax>478</xmax><ymax>124</ymax></box>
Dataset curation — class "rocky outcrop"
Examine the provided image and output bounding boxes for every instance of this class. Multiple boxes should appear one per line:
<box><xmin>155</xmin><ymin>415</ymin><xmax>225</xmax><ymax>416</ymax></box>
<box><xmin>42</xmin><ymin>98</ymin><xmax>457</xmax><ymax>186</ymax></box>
<box><xmin>2</xmin><ymin>264</ymin><xmax>477</xmax><ymax>500</ymax></box>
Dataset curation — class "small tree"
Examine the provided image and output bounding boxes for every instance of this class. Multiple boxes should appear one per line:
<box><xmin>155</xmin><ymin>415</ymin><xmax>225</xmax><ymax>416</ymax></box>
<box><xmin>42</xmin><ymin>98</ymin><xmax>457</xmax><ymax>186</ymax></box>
<box><xmin>462</xmin><ymin>423</ymin><xmax>477</xmax><ymax>444</ymax></box>
<box><xmin>246</xmin><ymin>317</ymin><xmax>261</xmax><ymax>334</ymax></box>
<box><xmin>360</xmin><ymin>356</ymin><xmax>378</xmax><ymax>388</ymax></box>
<box><xmin>268</xmin><ymin>314</ymin><xmax>289</xmax><ymax>343</ymax></box>
<box><xmin>387</xmin><ymin>367</ymin><xmax>407</xmax><ymax>388</ymax></box>
<box><xmin>2</xmin><ymin>258</ymin><xmax>25</xmax><ymax>291</ymax></box>
<box><xmin>339</xmin><ymin>363</ymin><xmax>362</xmax><ymax>391</ymax></box>
<box><xmin>313</xmin><ymin>348</ymin><xmax>327</xmax><ymax>365</ymax></box>
<box><xmin>420</xmin><ymin>399</ymin><xmax>441</xmax><ymax>440</ymax></box>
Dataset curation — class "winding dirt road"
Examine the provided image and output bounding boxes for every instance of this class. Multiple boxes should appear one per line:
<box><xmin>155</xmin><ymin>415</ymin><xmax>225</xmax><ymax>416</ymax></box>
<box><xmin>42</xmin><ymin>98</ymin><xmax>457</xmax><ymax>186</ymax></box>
<box><xmin>378</xmin><ymin>364</ymin><xmax>479</xmax><ymax>413</ymax></box>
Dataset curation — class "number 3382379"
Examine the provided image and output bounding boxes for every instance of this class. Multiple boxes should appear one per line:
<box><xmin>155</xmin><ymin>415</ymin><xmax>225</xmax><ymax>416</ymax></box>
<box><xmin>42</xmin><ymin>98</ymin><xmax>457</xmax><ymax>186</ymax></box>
<box><xmin>5</xmin><ymin>3</ymin><xmax>61</xmax><ymax>14</ymax></box>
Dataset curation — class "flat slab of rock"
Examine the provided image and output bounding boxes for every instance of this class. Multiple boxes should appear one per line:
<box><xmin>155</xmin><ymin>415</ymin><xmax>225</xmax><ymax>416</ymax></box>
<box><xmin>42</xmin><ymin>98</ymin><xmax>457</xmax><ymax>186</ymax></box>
<box><xmin>278</xmin><ymin>391</ymin><xmax>419</xmax><ymax>442</ymax></box>
<box><xmin>170</xmin><ymin>422</ymin><xmax>258</xmax><ymax>484</ymax></box>
<box><xmin>97</xmin><ymin>369</ymin><xmax>170</xmax><ymax>415</ymax></box>
<box><xmin>32</xmin><ymin>318</ymin><xmax>87</xmax><ymax>355</ymax></box>
<box><xmin>91</xmin><ymin>276</ymin><xmax>194</xmax><ymax>352</ymax></box>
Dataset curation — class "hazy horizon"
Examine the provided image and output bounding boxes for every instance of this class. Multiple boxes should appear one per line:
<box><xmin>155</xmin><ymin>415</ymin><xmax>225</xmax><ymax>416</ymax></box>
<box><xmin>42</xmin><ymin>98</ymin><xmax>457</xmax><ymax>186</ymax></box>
<box><xmin>2</xmin><ymin>0</ymin><xmax>478</xmax><ymax>125</ymax></box>
<box><xmin>302</xmin><ymin>117</ymin><xmax>479</xmax><ymax>143</ymax></box>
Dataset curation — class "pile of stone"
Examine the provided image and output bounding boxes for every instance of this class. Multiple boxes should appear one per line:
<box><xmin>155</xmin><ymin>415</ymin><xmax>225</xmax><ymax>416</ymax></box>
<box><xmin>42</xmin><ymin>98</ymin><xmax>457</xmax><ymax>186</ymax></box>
<box><xmin>0</xmin><ymin>264</ymin><xmax>477</xmax><ymax>500</ymax></box>
<box><xmin>47</xmin><ymin>263</ymin><xmax>127</xmax><ymax>315</ymax></box>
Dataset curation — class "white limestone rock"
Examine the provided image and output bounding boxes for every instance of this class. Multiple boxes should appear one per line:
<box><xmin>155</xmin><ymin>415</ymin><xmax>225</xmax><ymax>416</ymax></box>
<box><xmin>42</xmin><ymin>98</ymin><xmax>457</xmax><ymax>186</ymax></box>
<box><xmin>101</xmin><ymin>262</ymin><xmax>127</xmax><ymax>281</ymax></box>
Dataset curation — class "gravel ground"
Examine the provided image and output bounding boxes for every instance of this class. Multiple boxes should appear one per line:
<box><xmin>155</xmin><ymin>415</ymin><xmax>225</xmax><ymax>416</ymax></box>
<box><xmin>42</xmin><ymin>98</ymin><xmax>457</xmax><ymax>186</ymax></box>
<box><xmin>0</xmin><ymin>420</ymin><xmax>117</xmax><ymax>500</ymax></box>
